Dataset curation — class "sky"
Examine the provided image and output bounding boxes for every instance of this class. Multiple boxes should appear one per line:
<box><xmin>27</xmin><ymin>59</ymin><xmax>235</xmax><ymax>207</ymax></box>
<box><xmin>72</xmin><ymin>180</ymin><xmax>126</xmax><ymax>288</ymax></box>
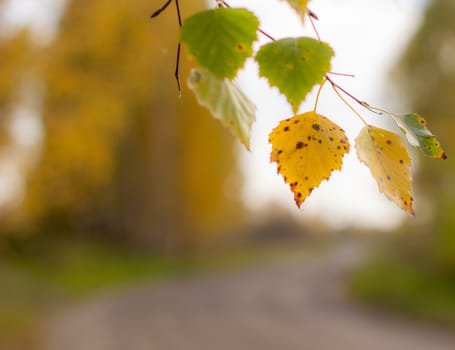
<box><xmin>229</xmin><ymin>0</ymin><xmax>428</xmax><ymax>230</ymax></box>
<box><xmin>0</xmin><ymin>0</ymin><xmax>428</xmax><ymax>230</ymax></box>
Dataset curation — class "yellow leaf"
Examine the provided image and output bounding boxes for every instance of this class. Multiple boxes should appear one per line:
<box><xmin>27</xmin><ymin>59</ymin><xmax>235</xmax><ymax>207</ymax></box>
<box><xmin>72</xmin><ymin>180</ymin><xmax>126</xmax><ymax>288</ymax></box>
<box><xmin>280</xmin><ymin>0</ymin><xmax>310</xmax><ymax>22</ymax></box>
<box><xmin>269</xmin><ymin>111</ymin><xmax>350</xmax><ymax>207</ymax></box>
<box><xmin>356</xmin><ymin>126</ymin><xmax>414</xmax><ymax>215</ymax></box>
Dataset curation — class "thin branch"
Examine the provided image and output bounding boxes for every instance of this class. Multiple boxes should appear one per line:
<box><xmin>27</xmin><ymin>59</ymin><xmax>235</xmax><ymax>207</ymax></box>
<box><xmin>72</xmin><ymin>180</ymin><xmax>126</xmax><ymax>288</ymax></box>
<box><xmin>175</xmin><ymin>43</ymin><xmax>182</xmax><ymax>97</ymax></box>
<box><xmin>326</xmin><ymin>75</ymin><xmax>369</xmax><ymax>108</ymax></box>
<box><xmin>328</xmin><ymin>71</ymin><xmax>355</xmax><ymax>78</ymax></box>
<box><xmin>173</xmin><ymin>0</ymin><xmax>182</xmax><ymax>96</ymax></box>
<box><xmin>151</xmin><ymin>0</ymin><xmax>182</xmax><ymax>95</ymax></box>
<box><xmin>259</xmin><ymin>29</ymin><xmax>275</xmax><ymax>41</ymax></box>
<box><xmin>307</xmin><ymin>10</ymin><xmax>321</xmax><ymax>42</ymax></box>
<box><xmin>175</xmin><ymin>0</ymin><xmax>182</xmax><ymax>26</ymax></box>
<box><xmin>331</xmin><ymin>84</ymin><xmax>369</xmax><ymax>127</ymax></box>
<box><xmin>325</xmin><ymin>75</ymin><xmax>362</xmax><ymax>104</ymax></box>
<box><xmin>151</xmin><ymin>0</ymin><xmax>173</xmax><ymax>18</ymax></box>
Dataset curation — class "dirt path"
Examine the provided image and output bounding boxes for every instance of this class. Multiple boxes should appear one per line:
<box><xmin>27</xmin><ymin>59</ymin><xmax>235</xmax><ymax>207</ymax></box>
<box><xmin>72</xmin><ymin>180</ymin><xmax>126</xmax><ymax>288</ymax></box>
<box><xmin>41</xmin><ymin>241</ymin><xmax>455</xmax><ymax>350</ymax></box>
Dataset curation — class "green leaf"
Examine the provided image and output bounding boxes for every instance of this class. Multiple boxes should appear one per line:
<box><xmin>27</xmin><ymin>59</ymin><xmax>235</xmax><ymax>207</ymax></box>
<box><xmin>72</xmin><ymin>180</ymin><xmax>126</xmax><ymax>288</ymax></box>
<box><xmin>280</xmin><ymin>0</ymin><xmax>310</xmax><ymax>22</ymax></box>
<box><xmin>255</xmin><ymin>37</ymin><xmax>333</xmax><ymax>114</ymax></box>
<box><xmin>356</xmin><ymin>126</ymin><xmax>414</xmax><ymax>216</ymax></box>
<box><xmin>180</xmin><ymin>8</ymin><xmax>259</xmax><ymax>79</ymax></box>
<box><xmin>392</xmin><ymin>113</ymin><xmax>447</xmax><ymax>159</ymax></box>
<box><xmin>187</xmin><ymin>67</ymin><xmax>256</xmax><ymax>150</ymax></box>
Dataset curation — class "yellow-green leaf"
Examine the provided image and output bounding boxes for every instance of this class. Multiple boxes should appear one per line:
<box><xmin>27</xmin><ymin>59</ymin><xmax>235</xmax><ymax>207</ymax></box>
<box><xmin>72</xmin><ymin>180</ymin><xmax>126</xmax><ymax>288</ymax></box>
<box><xmin>356</xmin><ymin>126</ymin><xmax>414</xmax><ymax>215</ymax></box>
<box><xmin>392</xmin><ymin>113</ymin><xmax>447</xmax><ymax>159</ymax></box>
<box><xmin>280</xmin><ymin>0</ymin><xmax>310</xmax><ymax>22</ymax></box>
<box><xmin>188</xmin><ymin>67</ymin><xmax>256</xmax><ymax>150</ymax></box>
<box><xmin>269</xmin><ymin>111</ymin><xmax>350</xmax><ymax>207</ymax></box>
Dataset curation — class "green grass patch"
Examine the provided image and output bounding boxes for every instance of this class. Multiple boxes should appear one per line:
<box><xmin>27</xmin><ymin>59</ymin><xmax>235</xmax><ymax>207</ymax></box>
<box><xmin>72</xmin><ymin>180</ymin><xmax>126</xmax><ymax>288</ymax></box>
<box><xmin>351</xmin><ymin>255</ymin><xmax>455</xmax><ymax>327</ymax></box>
<box><xmin>4</xmin><ymin>242</ymin><xmax>186</xmax><ymax>295</ymax></box>
<box><xmin>2</xmin><ymin>237</ymin><xmax>309</xmax><ymax>296</ymax></box>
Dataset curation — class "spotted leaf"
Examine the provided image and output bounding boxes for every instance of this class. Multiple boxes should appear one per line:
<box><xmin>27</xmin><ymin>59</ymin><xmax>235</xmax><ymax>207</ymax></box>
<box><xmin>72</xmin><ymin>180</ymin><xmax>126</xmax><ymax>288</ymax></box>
<box><xmin>392</xmin><ymin>113</ymin><xmax>447</xmax><ymax>160</ymax></box>
<box><xmin>356</xmin><ymin>126</ymin><xmax>414</xmax><ymax>215</ymax></box>
<box><xmin>188</xmin><ymin>67</ymin><xmax>256</xmax><ymax>150</ymax></box>
<box><xmin>269</xmin><ymin>111</ymin><xmax>350</xmax><ymax>207</ymax></box>
<box><xmin>256</xmin><ymin>37</ymin><xmax>333</xmax><ymax>114</ymax></box>
<box><xmin>180</xmin><ymin>8</ymin><xmax>259</xmax><ymax>79</ymax></box>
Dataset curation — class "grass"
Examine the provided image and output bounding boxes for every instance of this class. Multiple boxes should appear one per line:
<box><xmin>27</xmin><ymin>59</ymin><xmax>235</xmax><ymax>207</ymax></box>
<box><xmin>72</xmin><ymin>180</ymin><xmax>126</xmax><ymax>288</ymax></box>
<box><xmin>351</xmin><ymin>255</ymin><xmax>455</xmax><ymax>327</ymax></box>
<box><xmin>2</xmin><ymin>237</ymin><xmax>310</xmax><ymax>295</ymax></box>
<box><xmin>4</xmin><ymin>241</ymin><xmax>187</xmax><ymax>295</ymax></box>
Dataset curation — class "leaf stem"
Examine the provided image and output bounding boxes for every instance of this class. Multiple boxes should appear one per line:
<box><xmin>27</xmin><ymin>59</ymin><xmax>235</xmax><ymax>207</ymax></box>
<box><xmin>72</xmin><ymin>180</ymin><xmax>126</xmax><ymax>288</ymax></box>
<box><xmin>325</xmin><ymin>75</ymin><xmax>381</xmax><ymax>115</ymax></box>
<box><xmin>307</xmin><ymin>10</ymin><xmax>321</xmax><ymax>42</ymax></box>
<box><xmin>331</xmin><ymin>83</ymin><xmax>369</xmax><ymax>126</ymax></box>
<box><xmin>313</xmin><ymin>80</ymin><xmax>326</xmax><ymax>112</ymax></box>
<box><xmin>327</xmin><ymin>71</ymin><xmax>355</xmax><ymax>78</ymax></box>
<box><xmin>325</xmin><ymin>75</ymin><xmax>362</xmax><ymax>105</ymax></box>
<box><xmin>365</xmin><ymin>104</ymin><xmax>399</xmax><ymax>118</ymax></box>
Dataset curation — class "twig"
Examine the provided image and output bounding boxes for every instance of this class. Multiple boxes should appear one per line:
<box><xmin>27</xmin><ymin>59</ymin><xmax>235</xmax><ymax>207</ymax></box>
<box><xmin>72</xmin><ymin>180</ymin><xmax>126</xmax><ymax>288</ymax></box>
<box><xmin>151</xmin><ymin>0</ymin><xmax>173</xmax><ymax>18</ymax></box>
<box><xmin>307</xmin><ymin>9</ymin><xmax>321</xmax><ymax>42</ymax></box>
<box><xmin>331</xmin><ymin>82</ymin><xmax>369</xmax><ymax>126</ymax></box>
<box><xmin>150</xmin><ymin>0</ymin><xmax>183</xmax><ymax>96</ymax></box>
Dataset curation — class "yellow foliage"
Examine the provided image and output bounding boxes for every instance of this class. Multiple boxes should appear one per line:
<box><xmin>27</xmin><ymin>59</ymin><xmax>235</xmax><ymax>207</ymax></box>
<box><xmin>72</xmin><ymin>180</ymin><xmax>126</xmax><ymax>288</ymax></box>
<box><xmin>269</xmin><ymin>111</ymin><xmax>350</xmax><ymax>207</ymax></box>
<box><xmin>16</xmin><ymin>0</ymin><xmax>243</xmax><ymax>246</ymax></box>
<box><xmin>356</xmin><ymin>126</ymin><xmax>414</xmax><ymax>215</ymax></box>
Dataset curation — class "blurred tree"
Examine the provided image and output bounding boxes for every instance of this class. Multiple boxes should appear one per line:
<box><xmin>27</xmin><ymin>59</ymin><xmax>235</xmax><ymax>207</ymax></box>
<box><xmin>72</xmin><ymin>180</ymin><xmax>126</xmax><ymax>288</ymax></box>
<box><xmin>10</xmin><ymin>0</ymin><xmax>244</xmax><ymax>251</ymax></box>
<box><xmin>0</xmin><ymin>30</ymin><xmax>35</xmax><ymax>146</ymax></box>
<box><xmin>395</xmin><ymin>0</ymin><xmax>455</xmax><ymax>268</ymax></box>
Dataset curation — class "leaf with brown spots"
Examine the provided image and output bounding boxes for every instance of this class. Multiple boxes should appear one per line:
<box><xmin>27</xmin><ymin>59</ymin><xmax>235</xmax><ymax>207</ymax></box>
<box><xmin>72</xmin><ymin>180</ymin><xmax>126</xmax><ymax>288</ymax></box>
<box><xmin>269</xmin><ymin>111</ymin><xmax>350</xmax><ymax>207</ymax></box>
<box><xmin>356</xmin><ymin>126</ymin><xmax>414</xmax><ymax>215</ymax></box>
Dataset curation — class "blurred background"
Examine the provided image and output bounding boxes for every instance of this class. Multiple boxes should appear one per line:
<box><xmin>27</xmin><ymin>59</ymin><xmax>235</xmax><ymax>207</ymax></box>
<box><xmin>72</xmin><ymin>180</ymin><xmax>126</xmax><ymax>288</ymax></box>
<box><xmin>1</xmin><ymin>0</ymin><xmax>455</xmax><ymax>349</ymax></box>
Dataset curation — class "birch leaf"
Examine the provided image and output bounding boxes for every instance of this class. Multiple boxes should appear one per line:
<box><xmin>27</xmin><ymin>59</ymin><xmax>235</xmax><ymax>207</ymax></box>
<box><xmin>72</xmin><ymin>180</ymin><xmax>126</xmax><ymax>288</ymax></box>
<box><xmin>256</xmin><ymin>37</ymin><xmax>333</xmax><ymax>114</ymax></box>
<box><xmin>188</xmin><ymin>67</ymin><xmax>256</xmax><ymax>150</ymax></box>
<box><xmin>392</xmin><ymin>113</ymin><xmax>447</xmax><ymax>159</ymax></box>
<box><xmin>180</xmin><ymin>8</ymin><xmax>259</xmax><ymax>79</ymax></box>
<box><xmin>269</xmin><ymin>111</ymin><xmax>349</xmax><ymax>207</ymax></box>
<box><xmin>356</xmin><ymin>126</ymin><xmax>414</xmax><ymax>215</ymax></box>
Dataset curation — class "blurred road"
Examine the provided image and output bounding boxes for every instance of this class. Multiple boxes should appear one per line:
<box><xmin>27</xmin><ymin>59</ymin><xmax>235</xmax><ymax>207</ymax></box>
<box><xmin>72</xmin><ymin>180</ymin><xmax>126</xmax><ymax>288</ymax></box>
<box><xmin>42</xmin><ymin>240</ymin><xmax>455</xmax><ymax>350</ymax></box>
